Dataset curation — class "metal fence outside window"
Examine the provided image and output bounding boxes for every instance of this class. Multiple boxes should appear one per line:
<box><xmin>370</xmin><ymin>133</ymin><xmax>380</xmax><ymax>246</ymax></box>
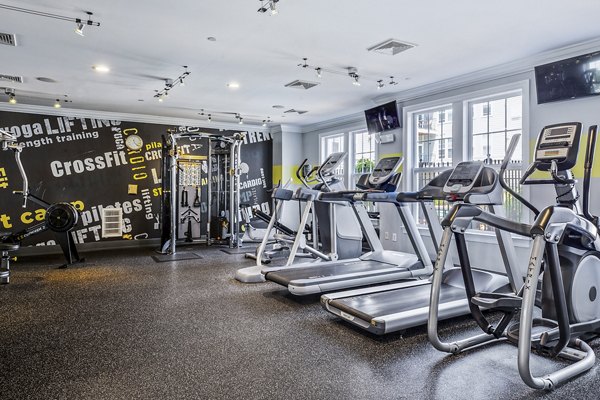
<box><xmin>415</xmin><ymin>159</ymin><xmax>523</xmax><ymax>230</ymax></box>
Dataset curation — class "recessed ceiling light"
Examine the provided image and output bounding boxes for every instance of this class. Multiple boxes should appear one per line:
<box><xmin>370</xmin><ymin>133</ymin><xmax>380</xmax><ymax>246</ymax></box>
<box><xmin>138</xmin><ymin>99</ymin><xmax>144</xmax><ymax>102</ymax></box>
<box><xmin>227</xmin><ymin>82</ymin><xmax>240</xmax><ymax>89</ymax></box>
<box><xmin>272</xmin><ymin>105</ymin><xmax>285</xmax><ymax>109</ymax></box>
<box><xmin>207</xmin><ymin>37</ymin><xmax>216</xmax><ymax>42</ymax></box>
<box><xmin>92</xmin><ymin>65</ymin><xmax>110</xmax><ymax>73</ymax></box>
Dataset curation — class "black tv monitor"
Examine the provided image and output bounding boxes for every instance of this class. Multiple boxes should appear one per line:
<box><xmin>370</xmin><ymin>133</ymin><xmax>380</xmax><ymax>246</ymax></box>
<box><xmin>364</xmin><ymin>101</ymin><xmax>401</xmax><ymax>134</ymax></box>
<box><xmin>535</xmin><ymin>51</ymin><xmax>600</xmax><ymax>104</ymax></box>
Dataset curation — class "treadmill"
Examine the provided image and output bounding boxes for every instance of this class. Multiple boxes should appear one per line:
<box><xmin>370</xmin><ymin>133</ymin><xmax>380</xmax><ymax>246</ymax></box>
<box><xmin>262</xmin><ymin>156</ymin><xmax>445</xmax><ymax>295</ymax></box>
<box><xmin>236</xmin><ymin>152</ymin><xmax>362</xmax><ymax>282</ymax></box>
<box><xmin>320</xmin><ymin>135</ymin><xmax>523</xmax><ymax>334</ymax></box>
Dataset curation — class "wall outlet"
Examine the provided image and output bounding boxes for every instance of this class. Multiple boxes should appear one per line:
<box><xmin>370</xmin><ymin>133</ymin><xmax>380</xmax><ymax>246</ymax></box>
<box><xmin>392</xmin><ymin>233</ymin><xmax>397</xmax><ymax>242</ymax></box>
<box><xmin>384</xmin><ymin>232</ymin><xmax>389</xmax><ymax>240</ymax></box>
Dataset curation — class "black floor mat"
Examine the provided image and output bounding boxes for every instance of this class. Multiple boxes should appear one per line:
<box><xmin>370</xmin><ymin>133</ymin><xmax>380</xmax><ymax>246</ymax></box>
<box><xmin>151</xmin><ymin>252</ymin><xmax>204</xmax><ymax>263</ymax></box>
<box><xmin>220</xmin><ymin>247</ymin><xmax>258</xmax><ymax>255</ymax></box>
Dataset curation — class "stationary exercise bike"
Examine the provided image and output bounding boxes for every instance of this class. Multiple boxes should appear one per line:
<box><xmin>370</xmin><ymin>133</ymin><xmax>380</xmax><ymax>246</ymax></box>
<box><xmin>428</xmin><ymin>122</ymin><xmax>600</xmax><ymax>390</ymax></box>
<box><xmin>0</xmin><ymin>130</ymin><xmax>83</xmax><ymax>283</ymax></box>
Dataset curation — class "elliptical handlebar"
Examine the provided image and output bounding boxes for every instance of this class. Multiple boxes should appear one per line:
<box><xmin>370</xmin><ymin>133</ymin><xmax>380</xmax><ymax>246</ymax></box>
<box><xmin>583</xmin><ymin>125</ymin><xmax>598</xmax><ymax>223</ymax></box>
<box><xmin>498</xmin><ymin>134</ymin><xmax>540</xmax><ymax>217</ymax></box>
<box><xmin>12</xmin><ymin>148</ymin><xmax>29</xmax><ymax>208</ymax></box>
<box><xmin>296</xmin><ymin>159</ymin><xmax>321</xmax><ymax>189</ymax></box>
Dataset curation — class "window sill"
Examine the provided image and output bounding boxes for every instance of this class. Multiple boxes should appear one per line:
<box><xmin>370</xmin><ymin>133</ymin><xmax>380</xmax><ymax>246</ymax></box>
<box><xmin>404</xmin><ymin>225</ymin><xmax>532</xmax><ymax>248</ymax></box>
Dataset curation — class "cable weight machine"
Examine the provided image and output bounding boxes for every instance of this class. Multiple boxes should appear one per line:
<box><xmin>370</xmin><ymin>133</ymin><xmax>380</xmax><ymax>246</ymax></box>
<box><xmin>159</xmin><ymin>129</ymin><xmax>243</xmax><ymax>254</ymax></box>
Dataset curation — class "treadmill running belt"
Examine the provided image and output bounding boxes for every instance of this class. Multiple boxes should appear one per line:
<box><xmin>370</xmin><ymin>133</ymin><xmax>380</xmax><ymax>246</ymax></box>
<box><xmin>330</xmin><ymin>283</ymin><xmax>465</xmax><ymax>323</ymax></box>
<box><xmin>265</xmin><ymin>260</ymin><xmax>401</xmax><ymax>287</ymax></box>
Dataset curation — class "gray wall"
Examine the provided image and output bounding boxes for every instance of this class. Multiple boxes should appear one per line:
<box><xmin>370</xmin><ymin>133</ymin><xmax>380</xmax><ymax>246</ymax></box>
<box><xmin>291</xmin><ymin>57</ymin><xmax>600</xmax><ymax>276</ymax></box>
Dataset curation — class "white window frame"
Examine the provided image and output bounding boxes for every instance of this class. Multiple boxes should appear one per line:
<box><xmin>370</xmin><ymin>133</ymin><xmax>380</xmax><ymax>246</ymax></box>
<box><xmin>350</xmin><ymin>129</ymin><xmax>378</xmax><ymax>189</ymax></box>
<box><xmin>404</xmin><ymin>80</ymin><xmax>530</xmax><ymax>233</ymax></box>
<box><xmin>319</xmin><ymin>131</ymin><xmax>348</xmax><ymax>183</ymax></box>
<box><xmin>406</xmin><ymin>103</ymin><xmax>454</xmax><ymax>193</ymax></box>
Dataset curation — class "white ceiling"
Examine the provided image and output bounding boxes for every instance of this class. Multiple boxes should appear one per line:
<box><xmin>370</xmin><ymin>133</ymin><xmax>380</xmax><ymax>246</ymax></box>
<box><xmin>2</xmin><ymin>0</ymin><xmax>600</xmax><ymax>126</ymax></box>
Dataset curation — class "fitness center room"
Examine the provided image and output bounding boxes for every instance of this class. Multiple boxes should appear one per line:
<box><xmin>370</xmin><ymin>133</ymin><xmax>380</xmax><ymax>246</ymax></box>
<box><xmin>2</xmin><ymin>1</ymin><xmax>600</xmax><ymax>399</ymax></box>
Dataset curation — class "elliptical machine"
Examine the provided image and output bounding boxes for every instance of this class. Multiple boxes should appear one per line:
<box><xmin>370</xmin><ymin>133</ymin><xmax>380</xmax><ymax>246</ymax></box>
<box><xmin>0</xmin><ymin>130</ymin><xmax>83</xmax><ymax>283</ymax></box>
<box><xmin>428</xmin><ymin>122</ymin><xmax>600</xmax><ymax>390</ymax></box>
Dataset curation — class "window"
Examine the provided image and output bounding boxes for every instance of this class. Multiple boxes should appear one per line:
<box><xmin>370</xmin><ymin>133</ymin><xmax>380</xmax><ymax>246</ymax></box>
<box><xmin>413</xmin><ymin>106</ymin><xmax>453</xmax><ymax>222</ymax></box>
<box><xmin>351</xmin><ymin>130</ymin><xmax>376</xmax><ymax>188</ymax></box>
<box><xmin>408</xmin><ymin>83</ymin><xmax>528</xmax><ymax>230</ymax></box>
<box><xmin>320</xmin><ymin>133</ymin><xmax>346</xmax><ymax>182</ymax></box>
<box><xmin>469</xmin><ymin>93</ymin><xmax>523</xmax><ymax>229</ymax></box>
<box><xmin>470</xmin><ymin>95</ymin><xmax>522</xmax><ymax>164</ymax></box>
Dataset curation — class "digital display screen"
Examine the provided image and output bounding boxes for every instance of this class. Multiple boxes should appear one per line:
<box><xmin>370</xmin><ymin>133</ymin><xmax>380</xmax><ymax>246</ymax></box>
<box><xmin>535</xmin><ymin>51</ymin><xmax>600</xmax><ymax>104</ymax></box>
<box><xmin>374</xmin><ymin>157</ymin><xmax>400</xmax><ymax>171</ymax></box>
<box><xmin>364</xmin><ymin>101</ymin><xmax>401</xmax><ymax>134</ymax></box>
<box><xmin>547</xmin><ymin>127</ymin><xmax>570</xmax><ymax>137</ymax></box>
<box><xmin>448</xmin><ymin>162</ymin><xmax>482</xmax><ymax>181</ymax></box>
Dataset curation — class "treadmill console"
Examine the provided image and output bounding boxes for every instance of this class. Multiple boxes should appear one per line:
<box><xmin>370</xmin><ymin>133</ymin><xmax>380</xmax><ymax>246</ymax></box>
<box><xmin>534</xmin><ymin>122</ymin><xmax>582</xmax><ymax>171</ymax></box>
<box><xmin>319</xmin><ymin>152</ymin><xmax>347</xmax><ymax>176</ymax></box>
<box><xmin>367</xmin><ymin>156</ymin><xmax>403</xmax><ymax>186</ymax></box>
<box><xmin>443</xmin><ymin>161</ymin><xmax>484</xmax><ymax>194</ymax></box>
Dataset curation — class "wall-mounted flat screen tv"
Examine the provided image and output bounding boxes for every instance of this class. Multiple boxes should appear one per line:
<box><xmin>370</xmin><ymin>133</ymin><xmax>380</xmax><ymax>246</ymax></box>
<box><xmin>535</xmin><ymin>51</ymin><xmax>600</xmax><ymax>104</ymax></box>
<box><xmin>364</xmin><ymin>101</ymin><xmax>401</xmax><ymax>133</ymax></box>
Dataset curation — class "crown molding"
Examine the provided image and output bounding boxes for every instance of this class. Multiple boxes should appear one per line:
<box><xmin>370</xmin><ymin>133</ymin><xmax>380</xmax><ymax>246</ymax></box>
<box><xmin>373</xmin><ymin>36</ymin><xmax>600</xmax><ymax>105</ymax></box>
<box><xmin>299</xmin><ymin>37</ymin><xmax>600</xmax><ymax>134</ymax></box>
<box><xmin>0</xmin><ymin>103</ymin><xmax>269</xmax><ymax>133</ymax></box>
<box><xmin>300</xmin><ymin>113</ymin><xmax>365</xmax><ymax>135</ymax></box>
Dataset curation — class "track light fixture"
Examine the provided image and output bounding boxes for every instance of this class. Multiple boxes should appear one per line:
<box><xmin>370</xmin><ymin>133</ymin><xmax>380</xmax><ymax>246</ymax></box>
<box><xmin>348</xmin><ymin>69</ymin><xmax>361</xmax><ymax>86</ymax></box>
<box><xmin>298</xmin><ymin>58</ymin><xmax>397</xmax><ymax>89</ymax></box>
<box><xmin>4</xmin><ymin>88</ymin><xmax>16</xmax><ymax>104</ymax></box>
<box><xmin>199</xmin><ymin>109</ymin><xmax>272</xmax><ymax>126</ymax></box>
<box><xmin>257</xmin><ymin>0</ymin><xmax>280</xmax><ymax>15</ymax></box>
<box><xmin>154</xmin><ymin>66</ymin><xmax>191</xmax><ymax>101</ymax></box>
<box><xmin>75</xmin><ymin>22</ymin><xmax>85</xmax><ymax>36</ymax></box>
<box><xmin>0</xmin><ymin>6</ymin><xmax>100</xmax><ymax>35</ymax></box>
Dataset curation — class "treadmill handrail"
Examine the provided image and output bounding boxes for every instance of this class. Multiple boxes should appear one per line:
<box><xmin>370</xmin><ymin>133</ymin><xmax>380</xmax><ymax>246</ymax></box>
<box><xmin>443</xmin><ymin>203</ymin><xmax>532</xmax><ymax>237</ymax></box>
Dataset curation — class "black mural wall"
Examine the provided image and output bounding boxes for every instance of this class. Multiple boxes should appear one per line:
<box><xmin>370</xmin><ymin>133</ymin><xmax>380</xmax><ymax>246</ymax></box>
<box><xmin>0</xmin><ymin>110</ymin><xmax>272</xmax><ymax>248</ymax></box>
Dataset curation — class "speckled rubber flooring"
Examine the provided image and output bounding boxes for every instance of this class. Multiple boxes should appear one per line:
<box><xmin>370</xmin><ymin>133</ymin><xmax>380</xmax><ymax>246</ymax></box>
<box><xmin>1</xmin><ymin>246</ymin><xmax>599</xmax><ymax>400</ymax></box>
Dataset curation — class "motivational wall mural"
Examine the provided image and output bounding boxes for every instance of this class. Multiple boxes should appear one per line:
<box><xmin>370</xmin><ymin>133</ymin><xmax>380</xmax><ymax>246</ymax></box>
<box><xmin>0</xmin><ymin>110</ymin><xmax>273</xmax><ymax>248</ymax></box>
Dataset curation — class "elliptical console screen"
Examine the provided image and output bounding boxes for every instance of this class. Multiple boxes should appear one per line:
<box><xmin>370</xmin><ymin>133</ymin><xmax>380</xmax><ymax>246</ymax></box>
<box><xmin>444</xmin><ymin>162</ymin><xmax>484</xmax><ymax>194</ymax></box>
<box><xmin>535</xmin><ymin>124</ymin><xmax>579</xmax><ymax>164</ymax></box>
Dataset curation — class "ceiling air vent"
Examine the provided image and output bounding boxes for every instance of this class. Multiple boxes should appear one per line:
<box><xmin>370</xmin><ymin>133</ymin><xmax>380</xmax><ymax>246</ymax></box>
<box><xmin>0</xmin><ymin>32</ymin><xmax>17</xmax><ymax>47</ymax></box>
<box><xmin>284</xmin><ymin>109</ymin><xmax>308</xmax><ymax>115</ymax></box>
<box><xmin>0</xmin><ymin>74</ymin><xmax>23</xmax><ymax>84</ymax></box>
<box><xmin>367</xmin><ymin>39</ymin><xmax>415</xmax><ymax>55</ymax></box>
<box><xmin>284</xmin><ymin>80</ymin><xmax>319</xmax><ymax>90</ymax></box>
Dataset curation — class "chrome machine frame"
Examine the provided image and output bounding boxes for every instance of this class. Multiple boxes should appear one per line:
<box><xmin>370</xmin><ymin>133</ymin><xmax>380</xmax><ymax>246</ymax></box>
<box><xmin>160</xmin><ymin>129</ymin><xmax>243</xmax><ymax>254</ymax></box>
